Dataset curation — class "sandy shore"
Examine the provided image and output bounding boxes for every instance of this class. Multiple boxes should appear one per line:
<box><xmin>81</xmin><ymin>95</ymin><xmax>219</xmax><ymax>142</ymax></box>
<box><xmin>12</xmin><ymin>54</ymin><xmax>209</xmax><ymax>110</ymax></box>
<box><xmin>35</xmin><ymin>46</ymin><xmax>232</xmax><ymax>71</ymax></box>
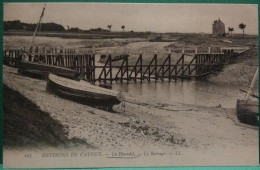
<box><xmin>3</xmin><ymin>65</ymin><xmax>258</xmax><ymax>166</ymax></box>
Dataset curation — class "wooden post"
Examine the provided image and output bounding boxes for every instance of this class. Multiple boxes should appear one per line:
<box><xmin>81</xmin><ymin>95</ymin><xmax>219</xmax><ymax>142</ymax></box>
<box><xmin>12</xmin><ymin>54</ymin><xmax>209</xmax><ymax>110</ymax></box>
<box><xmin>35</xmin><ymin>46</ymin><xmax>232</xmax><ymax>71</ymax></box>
<box><xmin>67</xmin><ymin>50</ymin><xmax>69</xmax><ymax>67</ymax></box>
<box><xmin>182</xmin><ymin>54</ymin><xmax>184</xmax><ymax>75</ymax></box>
<box><xmin>148</xmin><ymin>58</ymin><xmax>151</xmax><ymax>81</ymax></box>
<box><xmin>86</xmin><ymin>54</ymin><xmax>89</xmax><ymax>81</ymax></box>
<box><xmin>109</xmin><ymin>55</ymin><xmax>112</xmax><ymax>84</ymax></box>
<box><xmin>104</xmin><ymin>68</ymin><xmax>107</xmax><ymax>84</ymax></box>
<box><xmin>50</xmin><ymin>48</ymin><xmax>53</xmax><ymax>65</ymax></box>
<box><xmin>81</xmin><ymin>55</ymin><xmax>84</xmax><ymax>77</ymax></box>
<box><xmin>9</xmin><ymin>50</ymin><xmax>12</xmax><ymax>65</ymax></box>
<box><xmin>92</xmin><ymin>54</ymin><xmax>95</xmax><ymax>84</ymax></box>
<box><xmin>61</xmin><ymin>49</ymin><xmax>64</xmax><ymax>67</ymax></box>
<box><xmin>44</xmin><ymin>48</ymin><xmax>47</xmax><ymax>64</ymax></box>
<box><xmin>196</xmin><ymin>55</ymin><xmax>199</xmax><ymax>75</ymax></box>
<box><xmin>161</xmin><ymin>58</ymin><xmax>165</xmax><ymax>81</ymax></box>
<box><xmin>69</xmin><ymin>52</ymin><xmax>71</xmax><ymax>68</ymax></box>
<box><xmin>155</xmin><ymin>54</ymin><xmax>157</xmax><ymax>81</ymax></box>
<box><xmin>188</xmin><ymin>63</ymin><xmax>191</xmax><ymax>75</ymax></box>
<box><xmin>168</xmin><ymin>55</ymin><xmax>171</xmax><ymax>81</ymax></box>
<box><xmin>140</xmin><ymin>54</ymin><xmax>143</xmax><ymax>83</ymax></box>
<box><xmin>14</xmin><ymin>50</ymin><xmax>17</xmax><ymax>66</ymax></box>
<box><xmin>121</xmin><ymin>61</ymin><xmax>124</xmax><ymax>82</ymax></box>
<box><xmin>86</xmin><ymin>54</ymin><xmax>89</xmax><ymax>80</ymax></box>
<box><xmin>65</xmin><ymin>49</ymin><xmax>68</xmax><ymax>67</ymax></box>
<box><xmin>134</xmin><ymin>57</ymin><xmax>137</xmax><ymax>82</ymax></box>
<box><xmin>126</xmin><ymin>55</ymin><xmax>129</xmax><ymax>83</ymax></box>
<box><xmin>85</xmin><ymin>54</ymin><xmax>89</xmax><ymax>81</ymax></box>
<box><xmin>68</xmin><ymin>50</ymin><xmax>70</xmax><ymax>67</ymax></box>
<box><xmin>174</xmin><ymin>65</ymin><xmax>177</xmax><ymax>81</ymax></box>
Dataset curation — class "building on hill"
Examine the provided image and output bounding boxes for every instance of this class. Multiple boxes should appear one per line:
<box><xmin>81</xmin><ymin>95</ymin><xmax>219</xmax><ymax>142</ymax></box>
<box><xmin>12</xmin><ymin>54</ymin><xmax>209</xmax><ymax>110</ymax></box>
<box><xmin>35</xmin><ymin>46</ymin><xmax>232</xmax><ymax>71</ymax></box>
<box><xmin>212</xmin><ymin>18</ymin><xmax>226</xmax><ymax>36</ymax></box>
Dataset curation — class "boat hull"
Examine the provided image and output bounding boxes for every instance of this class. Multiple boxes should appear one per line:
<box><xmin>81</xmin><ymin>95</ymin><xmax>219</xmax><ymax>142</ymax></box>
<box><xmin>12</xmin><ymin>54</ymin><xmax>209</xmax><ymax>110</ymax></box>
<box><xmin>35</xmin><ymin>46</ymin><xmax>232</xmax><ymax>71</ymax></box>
<box><xmin>46</xmin><ymin>74</ymin><xmax>121</xmax><ymax>110</ymax></box>
<box><xmin>236</xmin><ymin>99</ymin><xmax>258</xmax><ymax>126</ymax></box>
<box><xmin>18</xmin><ymin>61</ymin><xmax>78</xmax><ymax>79</ymax></box>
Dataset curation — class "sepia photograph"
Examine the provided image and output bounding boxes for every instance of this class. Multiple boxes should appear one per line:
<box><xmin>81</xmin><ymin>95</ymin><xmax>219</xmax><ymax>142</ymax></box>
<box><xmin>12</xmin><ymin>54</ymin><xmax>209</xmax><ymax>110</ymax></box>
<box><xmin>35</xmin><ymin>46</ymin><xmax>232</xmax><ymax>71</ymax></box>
<box><xmin>2</xmin><ymin>2</ymin><xmax>259</xmax><ymax>168</ymax></box>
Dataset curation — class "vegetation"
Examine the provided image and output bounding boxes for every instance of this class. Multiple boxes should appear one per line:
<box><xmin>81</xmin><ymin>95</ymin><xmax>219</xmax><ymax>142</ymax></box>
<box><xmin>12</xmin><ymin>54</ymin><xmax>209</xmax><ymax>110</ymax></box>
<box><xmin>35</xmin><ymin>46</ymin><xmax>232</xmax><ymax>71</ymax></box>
<box><xmin>67</xmin><ymin>27</ymin><xmax>81</xmax><ymax>33</ymax></box>
<box><xmin>89</xmin><ymin>28</ymin><xmax>109</xmax><ymax>32</ymax></box>
<box><xmin>228</xmin><ymin>27</ymin><xmax>234</xmax><ymax>36</ymax></box>
<box><xmin>4</xmin><ymin>20</ymin><xmax>65</xmax><ymax>32</ymax></box>
<box><xmin>4</xmin><ymin>20</ymin><xmax>114</xmax><ymax>33</ymax></box>
<box><xmin>121</xmin><ymin>25</ymin><xmax>125</xmax><ymax>31</ymax></box>
<box><xmin>239</xmin><ymin>23</ymin><xmax>246</xmax><ymax>35</ymax></box>
<box><xmin>107</xmin><ymin>25</ymin><xmax>112</xmax><ymax>32</ymax></box>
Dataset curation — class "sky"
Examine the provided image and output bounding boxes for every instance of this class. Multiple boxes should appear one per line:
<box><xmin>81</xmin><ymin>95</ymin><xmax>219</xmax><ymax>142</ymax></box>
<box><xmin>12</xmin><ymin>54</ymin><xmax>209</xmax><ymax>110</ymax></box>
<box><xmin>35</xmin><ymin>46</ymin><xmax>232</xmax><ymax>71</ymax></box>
<box><xmin>3</xmin><ymin>3</ymin><xmax>258</xmax><ymax>34</ymax></box>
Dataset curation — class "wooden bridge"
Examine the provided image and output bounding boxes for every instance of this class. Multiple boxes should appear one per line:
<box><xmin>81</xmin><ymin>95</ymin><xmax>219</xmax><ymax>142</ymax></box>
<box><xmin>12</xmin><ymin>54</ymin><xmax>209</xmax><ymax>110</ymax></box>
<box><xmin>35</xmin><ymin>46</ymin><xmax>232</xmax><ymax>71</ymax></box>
<box><xmin>97</xmin><ymin>52</ymin><xmax>232</xmax><ymax>84</ymax></box>
<box><xmin>3</xmin><ymin>46</ymin><xmax>244</xmax><ymax>84</ymax></box>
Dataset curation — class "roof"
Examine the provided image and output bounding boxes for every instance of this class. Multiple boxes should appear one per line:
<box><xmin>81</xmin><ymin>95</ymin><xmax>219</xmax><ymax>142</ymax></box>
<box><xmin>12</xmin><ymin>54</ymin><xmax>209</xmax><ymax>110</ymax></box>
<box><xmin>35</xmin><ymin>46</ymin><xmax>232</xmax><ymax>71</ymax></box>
<box><xmin>213</xmin><ymin>18</ymin><xmax>224</xmax><ymax>25</ymax></box>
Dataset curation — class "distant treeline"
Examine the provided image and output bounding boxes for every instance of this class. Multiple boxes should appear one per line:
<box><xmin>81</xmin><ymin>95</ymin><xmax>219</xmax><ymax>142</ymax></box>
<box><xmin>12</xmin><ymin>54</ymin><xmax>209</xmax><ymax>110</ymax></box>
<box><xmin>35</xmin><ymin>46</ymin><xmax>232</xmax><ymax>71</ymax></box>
<box><xmin>4</xmin><ymin>20</ymin><xmax>113</xmax><ymax>33</ymax></box>
<box><xmin>4</xmin><ymin>20</ymin><xmax>65</xmax><ymax>32</ymax></box>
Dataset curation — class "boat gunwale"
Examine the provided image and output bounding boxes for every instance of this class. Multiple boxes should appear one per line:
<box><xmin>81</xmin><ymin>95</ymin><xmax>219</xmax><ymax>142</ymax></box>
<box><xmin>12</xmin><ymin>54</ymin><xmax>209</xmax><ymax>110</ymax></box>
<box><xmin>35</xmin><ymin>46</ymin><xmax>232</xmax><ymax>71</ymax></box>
<box><xmin>48</xmin><ymin>74</ymin><xmax>118</xmax><ymax>98</ymax></box>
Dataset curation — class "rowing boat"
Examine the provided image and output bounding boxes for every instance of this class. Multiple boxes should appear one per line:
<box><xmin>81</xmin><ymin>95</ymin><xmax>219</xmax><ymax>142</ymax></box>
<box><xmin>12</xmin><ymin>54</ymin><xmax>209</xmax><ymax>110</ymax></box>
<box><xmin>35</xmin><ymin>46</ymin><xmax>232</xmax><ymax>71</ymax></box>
<box><xmin>236</xmin><ymin>68</ymin><xmax>258</xmax><ymax>126</ymax></box>
<box><xmin>236</xmin><ymin>99</ymin><xmax>258</xmax><ymax>126</ymax></box>
<box><xmin>18</xmin><ymin>61</ymin><xmax>78</xmax><ymax>79</ymax></box>
<box><xmin>46</xmin><ymin>73</ymin><xmax>121</xmax><ymax>110</ymax></box>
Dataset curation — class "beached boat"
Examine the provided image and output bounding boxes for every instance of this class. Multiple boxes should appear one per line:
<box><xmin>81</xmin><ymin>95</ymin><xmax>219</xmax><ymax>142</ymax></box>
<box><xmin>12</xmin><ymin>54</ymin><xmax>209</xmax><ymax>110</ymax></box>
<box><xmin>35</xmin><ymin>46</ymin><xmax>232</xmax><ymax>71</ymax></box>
<box><xmin>236</xmin><ymin>68</ymin><xmax>258</xmax><ymax>126</ymax></box>
<box><xmin>46</xmin><ymin>73</ymin><xmax>121</xmax><ymax>110</ymax></box>
<box><xmin>236</xmin><ymin>100</ymin><xmax>258</xmax><ymax>126</ymax></box>
<box><xmin>18</xmin><ymin>61</ymin><xmax>78</xmax><ymax>79</ymax></box>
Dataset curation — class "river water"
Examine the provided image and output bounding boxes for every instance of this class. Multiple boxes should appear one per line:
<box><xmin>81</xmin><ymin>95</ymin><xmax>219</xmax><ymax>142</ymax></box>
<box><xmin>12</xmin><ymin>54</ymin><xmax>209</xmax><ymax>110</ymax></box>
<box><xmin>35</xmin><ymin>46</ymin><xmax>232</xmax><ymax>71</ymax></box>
<box><xmin>112</xmin><ymin>80</ymin><xmax>245</xmax><ymax>108</ymax></box>
<box><xmin>94</xmin><ymin>59</ymin><xmax>245</xmax><ymax>109</ymax></box>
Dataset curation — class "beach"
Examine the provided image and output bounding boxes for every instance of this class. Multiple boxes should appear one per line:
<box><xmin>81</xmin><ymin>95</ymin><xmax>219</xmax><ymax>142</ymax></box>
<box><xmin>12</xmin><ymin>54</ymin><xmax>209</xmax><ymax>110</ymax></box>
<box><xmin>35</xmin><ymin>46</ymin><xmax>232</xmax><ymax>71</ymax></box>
<box><xmin>3</xmin><ymin>65</ymin><xmax>258</xmax><ymax>167</ymax></box>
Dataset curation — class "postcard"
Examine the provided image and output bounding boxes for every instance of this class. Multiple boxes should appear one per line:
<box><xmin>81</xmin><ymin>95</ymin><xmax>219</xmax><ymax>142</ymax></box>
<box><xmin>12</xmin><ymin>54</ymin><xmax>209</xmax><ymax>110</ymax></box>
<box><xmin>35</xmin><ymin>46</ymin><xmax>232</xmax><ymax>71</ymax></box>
<box><xmin>2</xmin><ymin>2</ymin><xmax>259</xmax><ymax>168</ymax></box>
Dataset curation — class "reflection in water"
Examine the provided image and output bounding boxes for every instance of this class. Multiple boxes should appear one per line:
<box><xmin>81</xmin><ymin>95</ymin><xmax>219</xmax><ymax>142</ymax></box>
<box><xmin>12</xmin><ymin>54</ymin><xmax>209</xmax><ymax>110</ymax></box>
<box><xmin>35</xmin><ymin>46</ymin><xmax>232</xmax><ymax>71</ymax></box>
<box><xmin>95</xmin><ymin>59</ymin><xmax>245</xmax><ymax>108</ymax></box>
<box><xmin>112</xmin><ymin>80</ymin><xmax>245</xmax><ymax>108</ymax></box>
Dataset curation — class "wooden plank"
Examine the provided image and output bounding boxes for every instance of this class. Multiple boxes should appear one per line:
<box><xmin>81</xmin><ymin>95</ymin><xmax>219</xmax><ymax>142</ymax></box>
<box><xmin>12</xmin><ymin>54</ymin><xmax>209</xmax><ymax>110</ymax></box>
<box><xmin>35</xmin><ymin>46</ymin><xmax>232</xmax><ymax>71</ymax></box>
<box><xmin>168</xmin><ymin>55</ymin><xmax>171</xmax><ymax>81</ymax></box>
<box><xmin>140</xmin><ymin>54</ymin><xmax>143</xmax><ymax>83</ymax></box>
<box><xmin>154</xmin><ymin>54</ymin><xmax>157</xmax><ymax>81</ymax></box>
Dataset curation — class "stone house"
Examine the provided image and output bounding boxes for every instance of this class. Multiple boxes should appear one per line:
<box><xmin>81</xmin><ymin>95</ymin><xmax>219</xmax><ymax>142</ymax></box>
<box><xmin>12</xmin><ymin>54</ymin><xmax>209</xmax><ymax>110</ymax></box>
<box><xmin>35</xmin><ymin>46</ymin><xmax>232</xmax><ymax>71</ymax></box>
<box><xmin>212</xmin><ymin>18</ymin><xmax>226</xmax><ymax>36</ymax></box>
